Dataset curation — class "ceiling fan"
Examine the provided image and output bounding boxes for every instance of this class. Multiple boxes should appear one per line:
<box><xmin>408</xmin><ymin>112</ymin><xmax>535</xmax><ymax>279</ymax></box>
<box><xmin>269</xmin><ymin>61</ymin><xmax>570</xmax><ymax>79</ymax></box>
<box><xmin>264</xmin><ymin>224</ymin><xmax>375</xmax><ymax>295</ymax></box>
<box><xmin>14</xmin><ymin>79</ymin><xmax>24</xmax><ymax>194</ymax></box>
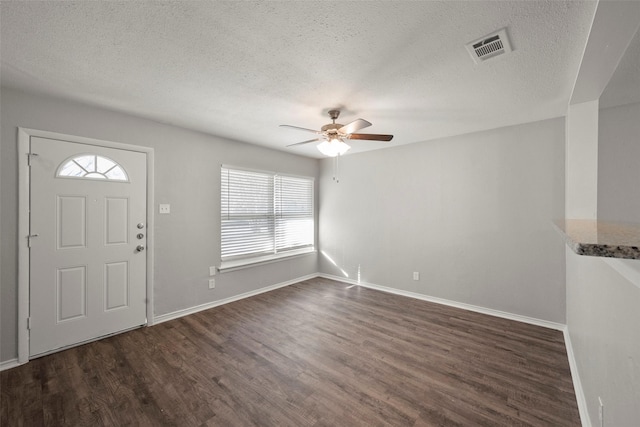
<box><xmin>280</xmin><ymin>109</ymin><xmax>394</xmax><ymax>157</ymax></box>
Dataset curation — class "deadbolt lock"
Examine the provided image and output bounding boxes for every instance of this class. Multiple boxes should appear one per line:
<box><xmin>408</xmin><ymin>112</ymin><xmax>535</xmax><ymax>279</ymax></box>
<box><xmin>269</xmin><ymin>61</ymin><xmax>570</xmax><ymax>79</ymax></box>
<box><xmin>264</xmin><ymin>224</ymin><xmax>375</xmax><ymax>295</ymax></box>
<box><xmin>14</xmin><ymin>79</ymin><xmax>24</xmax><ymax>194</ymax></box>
<box><xmin>137</xmin><ymin>233</ymin><xmax>144</xmax><ymax>239</ymax></box>
<box><xmin>137</xmin><ymin>223</ymin><xmax>144</xmax><ymax>229</ymax></box>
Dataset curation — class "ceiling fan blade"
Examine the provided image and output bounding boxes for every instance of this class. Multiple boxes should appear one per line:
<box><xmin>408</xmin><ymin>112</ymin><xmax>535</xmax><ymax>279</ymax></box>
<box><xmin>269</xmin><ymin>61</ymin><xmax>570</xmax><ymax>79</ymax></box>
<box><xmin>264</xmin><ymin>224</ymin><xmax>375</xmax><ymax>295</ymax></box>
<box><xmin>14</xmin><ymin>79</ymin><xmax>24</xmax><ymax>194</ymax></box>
<box><xmin>280</xmin><ymin>125</ymin><xmax>322</xmax><ymax>134</ymax></box>
<box><xmin>286</xmin><ymin>138</ymin><xmax>322</xmax><ymax>147</ymax></box>
<box><xmin>348</xmin><ymin>133</ymin><xmax>394</xmax><ymax>141</ymax></box>
<box><xmin>338</xmin><ymin>119</ymin><xmax>372</xmax><ymax>134</ymax></box>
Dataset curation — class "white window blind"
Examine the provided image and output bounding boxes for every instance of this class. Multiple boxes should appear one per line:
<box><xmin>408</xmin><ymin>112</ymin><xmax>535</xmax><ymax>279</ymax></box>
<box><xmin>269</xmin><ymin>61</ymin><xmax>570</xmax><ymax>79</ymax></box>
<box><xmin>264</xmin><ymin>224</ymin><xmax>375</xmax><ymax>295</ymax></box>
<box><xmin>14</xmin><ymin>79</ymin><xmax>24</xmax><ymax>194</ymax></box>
<box><xmin>221</xmin><ymin>166</ymin><xmax>314</xmax><ymax>262</ymax></box>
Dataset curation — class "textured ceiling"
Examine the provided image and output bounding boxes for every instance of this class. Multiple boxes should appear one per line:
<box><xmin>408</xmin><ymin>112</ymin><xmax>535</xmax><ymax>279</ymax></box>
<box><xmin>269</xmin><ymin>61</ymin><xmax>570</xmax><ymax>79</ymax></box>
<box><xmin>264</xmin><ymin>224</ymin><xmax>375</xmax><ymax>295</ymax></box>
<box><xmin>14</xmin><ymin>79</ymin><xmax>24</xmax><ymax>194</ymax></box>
<box><xmin>1</xmin><ymin>1</ymin><xmax>597</xmax><ymax>158</ymax></box>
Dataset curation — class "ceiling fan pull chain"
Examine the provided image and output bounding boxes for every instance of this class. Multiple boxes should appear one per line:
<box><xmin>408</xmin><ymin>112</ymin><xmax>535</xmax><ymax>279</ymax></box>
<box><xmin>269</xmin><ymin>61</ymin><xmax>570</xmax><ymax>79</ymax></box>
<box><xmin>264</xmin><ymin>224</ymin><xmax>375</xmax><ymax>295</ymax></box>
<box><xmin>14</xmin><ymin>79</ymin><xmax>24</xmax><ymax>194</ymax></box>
<box><xmin>333</xmin><ymin>156</ymin><xmax>337</xmax><ymax>182</ymax></box>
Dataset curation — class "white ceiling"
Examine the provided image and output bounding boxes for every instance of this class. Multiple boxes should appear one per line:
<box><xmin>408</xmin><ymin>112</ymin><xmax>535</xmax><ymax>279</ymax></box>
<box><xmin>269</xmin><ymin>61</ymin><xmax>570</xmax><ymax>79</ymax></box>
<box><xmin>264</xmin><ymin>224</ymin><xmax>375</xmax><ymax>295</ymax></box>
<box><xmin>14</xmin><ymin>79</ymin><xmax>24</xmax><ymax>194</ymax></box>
<box><xmin>1</xmin><ymin>1</ymin><xmax>598</xmax><ymax>158</ymax></box>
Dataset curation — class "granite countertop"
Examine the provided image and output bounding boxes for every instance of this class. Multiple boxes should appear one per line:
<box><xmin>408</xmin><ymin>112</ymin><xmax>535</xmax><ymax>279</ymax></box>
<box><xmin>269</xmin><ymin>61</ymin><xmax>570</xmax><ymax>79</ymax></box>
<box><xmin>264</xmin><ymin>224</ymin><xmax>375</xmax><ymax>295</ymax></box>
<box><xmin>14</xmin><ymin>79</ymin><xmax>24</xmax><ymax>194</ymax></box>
<box><xmin>553</xmin><ymin>219</ymin><xmax>640</xmax><ymax>260</ymax></box>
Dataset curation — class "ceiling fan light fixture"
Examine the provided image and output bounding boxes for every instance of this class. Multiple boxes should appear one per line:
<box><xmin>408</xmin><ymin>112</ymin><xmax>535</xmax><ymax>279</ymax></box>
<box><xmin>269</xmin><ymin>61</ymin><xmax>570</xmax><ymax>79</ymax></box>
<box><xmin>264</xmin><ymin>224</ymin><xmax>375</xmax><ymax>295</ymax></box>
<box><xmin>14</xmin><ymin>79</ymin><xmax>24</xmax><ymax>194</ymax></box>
<box><xmin>282</xmin><ymin>109</ymin><xmax>393</xmax><ymax>155</ymax></box>
<box><xmin>317</xmin><ymin>138</ymin><xmax>350</xmax><ymax>157</ymax></box>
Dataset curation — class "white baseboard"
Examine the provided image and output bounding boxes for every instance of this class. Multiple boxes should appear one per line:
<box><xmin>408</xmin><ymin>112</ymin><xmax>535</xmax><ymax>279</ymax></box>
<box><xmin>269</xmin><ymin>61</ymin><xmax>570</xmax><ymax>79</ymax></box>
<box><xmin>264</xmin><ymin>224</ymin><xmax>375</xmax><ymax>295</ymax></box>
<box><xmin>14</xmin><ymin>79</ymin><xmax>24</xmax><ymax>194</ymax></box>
<box><xmin>0</xmin><ymin>358</ymin><xmax>22</xmax><ymax>372</ymax></box>
<box><xmin>317</xmin><ymin>273</ymin><xmax>566</xmax><ymax>331</ymax></box>
<box><xmin>563</xmin><ymin>327</ymin><xmax>591</xmax><ymax>427</ymax></box>
<box><xmin>153</xmin><ymin>273</ymin><xmax>319</xmax><ymax>325</ymax></box>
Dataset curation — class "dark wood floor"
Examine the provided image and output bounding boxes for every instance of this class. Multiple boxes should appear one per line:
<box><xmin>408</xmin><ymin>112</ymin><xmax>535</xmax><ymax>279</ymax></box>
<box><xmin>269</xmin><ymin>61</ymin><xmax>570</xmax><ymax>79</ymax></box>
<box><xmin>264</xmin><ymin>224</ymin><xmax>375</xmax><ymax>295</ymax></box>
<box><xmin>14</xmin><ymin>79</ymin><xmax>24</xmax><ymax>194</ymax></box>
<box><xmin>1</xmin><ymin>277</ymin><xmax>580</xmax><ymax>426</ymax></box>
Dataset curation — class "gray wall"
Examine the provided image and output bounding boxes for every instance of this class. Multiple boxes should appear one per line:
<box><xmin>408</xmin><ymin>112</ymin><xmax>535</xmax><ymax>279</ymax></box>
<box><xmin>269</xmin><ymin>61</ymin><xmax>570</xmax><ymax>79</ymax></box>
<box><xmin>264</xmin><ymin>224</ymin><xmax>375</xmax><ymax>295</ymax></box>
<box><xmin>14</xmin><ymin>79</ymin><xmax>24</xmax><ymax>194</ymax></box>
<box><xmin>598</xmin><ymin>101</ymin><xmax>640</xmax><ymax>223</ymax></box>
<box><xmin>0</xmin><ymin>86</ymin><xmax>319</xmax><ymax>362</ymax></box>
<box><xmin>318</xmin><ymin>118</ymin><xmax>566</xmax><ymax>323</ymax></box>
<box><xmin>565</xmin><ymin>100</ymin><xmax>640</xmax><ymax>425</ymax></box>
<box><xmin>566</xmin><ymin>251</ymin><xmax>640</xmax><ymax>426</ymax></box>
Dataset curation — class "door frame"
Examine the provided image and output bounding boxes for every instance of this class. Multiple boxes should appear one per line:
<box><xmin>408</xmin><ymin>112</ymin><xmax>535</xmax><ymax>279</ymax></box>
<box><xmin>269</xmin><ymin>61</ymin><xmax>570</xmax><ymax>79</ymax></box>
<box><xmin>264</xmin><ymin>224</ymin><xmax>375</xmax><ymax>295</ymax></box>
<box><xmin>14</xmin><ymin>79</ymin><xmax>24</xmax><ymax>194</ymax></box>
<box><xmin>17</xmin><ymin>128</ymin><xmax>155</xmax><ymax>364</ymax></box>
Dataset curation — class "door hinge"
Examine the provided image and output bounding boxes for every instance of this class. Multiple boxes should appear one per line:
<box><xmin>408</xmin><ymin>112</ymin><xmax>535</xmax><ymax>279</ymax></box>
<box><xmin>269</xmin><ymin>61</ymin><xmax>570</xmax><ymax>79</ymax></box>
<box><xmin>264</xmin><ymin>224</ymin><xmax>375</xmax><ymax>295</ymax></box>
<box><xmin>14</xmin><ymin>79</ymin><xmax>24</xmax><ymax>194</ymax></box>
<box><xmin>27</xmin><ymin>317</ymin><xmax>32</xmax><ymax>330</ymax></box>
<box><xmin>27</xmin><ymin>233</ymin><xmax>39</xmax><ymax>248</ymax></box>
<box><xmin>27</xmin><ymin>152</ymin><xmax>39</xmax><ymax>166</ymax></box>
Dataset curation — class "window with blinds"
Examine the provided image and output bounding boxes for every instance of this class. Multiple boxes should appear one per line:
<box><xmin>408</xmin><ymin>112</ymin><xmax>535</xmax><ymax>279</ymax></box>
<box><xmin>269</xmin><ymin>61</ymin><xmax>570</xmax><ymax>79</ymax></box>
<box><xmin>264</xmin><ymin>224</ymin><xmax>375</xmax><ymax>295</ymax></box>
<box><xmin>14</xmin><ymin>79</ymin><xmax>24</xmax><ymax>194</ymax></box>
<box><xmin>221</xmin><ymin>166</ymin><xmax>314</xmax><ymax>263</ymax></box>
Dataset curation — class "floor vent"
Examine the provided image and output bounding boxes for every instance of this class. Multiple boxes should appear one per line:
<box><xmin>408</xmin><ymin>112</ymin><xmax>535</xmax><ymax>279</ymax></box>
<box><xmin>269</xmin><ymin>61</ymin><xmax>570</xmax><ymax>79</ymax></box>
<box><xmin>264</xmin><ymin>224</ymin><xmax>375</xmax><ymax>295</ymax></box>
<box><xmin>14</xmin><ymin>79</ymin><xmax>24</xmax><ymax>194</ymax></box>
<box><xmin>466</xmin><ymin>28</ymin><xmax>512</xmax><ymax>64</ymax></box>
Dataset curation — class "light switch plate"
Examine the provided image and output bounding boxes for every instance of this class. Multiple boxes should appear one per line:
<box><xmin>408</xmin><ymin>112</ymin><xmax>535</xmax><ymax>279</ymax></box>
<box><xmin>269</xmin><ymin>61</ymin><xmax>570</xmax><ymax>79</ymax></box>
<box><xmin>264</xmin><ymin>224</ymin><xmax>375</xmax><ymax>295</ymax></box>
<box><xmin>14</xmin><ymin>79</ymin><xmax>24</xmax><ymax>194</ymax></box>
<box><xmin>209</xmin><ymin>266</ymin><xmax>216</xmax><ymax>276</ymax></box>
<box><xmin>159</xmin><ymin>204</ymin><xmax>170</xmax><ymax>214</ymax></box>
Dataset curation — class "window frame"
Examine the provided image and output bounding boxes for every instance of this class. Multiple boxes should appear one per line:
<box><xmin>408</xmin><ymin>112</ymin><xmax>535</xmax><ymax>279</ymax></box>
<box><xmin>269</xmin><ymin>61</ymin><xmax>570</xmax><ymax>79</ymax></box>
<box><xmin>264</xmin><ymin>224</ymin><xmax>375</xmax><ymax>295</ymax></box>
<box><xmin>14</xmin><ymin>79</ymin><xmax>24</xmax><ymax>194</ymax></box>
<box><xmin>219</xmin><ymin>165</ymin><xmax>315</xmax><ymax>271</ymax></box>
<box><xmin>56</xmin><ymin>153</ymin><xmax>130</xmax><ymax>182</ymax></box>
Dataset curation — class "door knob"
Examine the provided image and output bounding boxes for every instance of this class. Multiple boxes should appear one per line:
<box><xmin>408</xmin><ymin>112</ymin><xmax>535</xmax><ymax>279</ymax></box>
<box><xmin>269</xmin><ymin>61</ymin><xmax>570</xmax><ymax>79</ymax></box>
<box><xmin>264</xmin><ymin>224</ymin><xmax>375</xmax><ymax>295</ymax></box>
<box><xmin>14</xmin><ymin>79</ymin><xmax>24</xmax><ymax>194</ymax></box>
<box><xmin>136</xmin><ymin>245</ymin><xmax>145</xmax><ymax>252</ymax></box>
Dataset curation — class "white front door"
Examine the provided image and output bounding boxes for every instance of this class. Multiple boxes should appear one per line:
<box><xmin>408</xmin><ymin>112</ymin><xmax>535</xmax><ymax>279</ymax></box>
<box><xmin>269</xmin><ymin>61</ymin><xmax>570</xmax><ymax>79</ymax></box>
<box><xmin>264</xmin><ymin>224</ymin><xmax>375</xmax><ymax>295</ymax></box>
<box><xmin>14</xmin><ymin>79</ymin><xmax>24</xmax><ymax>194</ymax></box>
<box><xmin>29</xmin><ymin>136</ymin><xmax>148</xmax><ymax>357</ymax></box>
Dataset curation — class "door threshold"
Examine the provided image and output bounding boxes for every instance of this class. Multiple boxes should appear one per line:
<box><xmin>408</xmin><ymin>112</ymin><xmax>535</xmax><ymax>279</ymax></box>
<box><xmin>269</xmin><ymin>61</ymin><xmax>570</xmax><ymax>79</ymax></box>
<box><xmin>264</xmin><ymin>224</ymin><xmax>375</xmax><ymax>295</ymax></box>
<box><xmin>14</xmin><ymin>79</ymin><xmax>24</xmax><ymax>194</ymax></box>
<box><xmin>29</xmin><ymin>323</ymin><xmax>146</xmax><ymax>360</ymax></box>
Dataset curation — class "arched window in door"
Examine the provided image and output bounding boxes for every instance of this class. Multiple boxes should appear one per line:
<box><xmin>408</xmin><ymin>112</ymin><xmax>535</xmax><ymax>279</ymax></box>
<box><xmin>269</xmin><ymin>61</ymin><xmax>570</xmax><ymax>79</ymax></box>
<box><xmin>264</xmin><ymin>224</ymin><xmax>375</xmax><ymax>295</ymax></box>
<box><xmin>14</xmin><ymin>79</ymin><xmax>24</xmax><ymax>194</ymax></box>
<box><xmin>56</xmin><ymin>154</ymin><xmax>129</xmax><ymax>181</ymax></box>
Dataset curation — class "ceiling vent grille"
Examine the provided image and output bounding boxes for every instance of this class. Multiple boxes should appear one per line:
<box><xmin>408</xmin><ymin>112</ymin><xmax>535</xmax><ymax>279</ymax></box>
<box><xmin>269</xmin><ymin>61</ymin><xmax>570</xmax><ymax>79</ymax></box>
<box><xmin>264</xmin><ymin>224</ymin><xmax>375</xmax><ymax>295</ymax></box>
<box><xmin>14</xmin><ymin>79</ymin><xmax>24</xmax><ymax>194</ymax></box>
<box><xmin>465</xmin><ymin>28</ymin><xmax>512</xmax><ymax>64</ymax></box>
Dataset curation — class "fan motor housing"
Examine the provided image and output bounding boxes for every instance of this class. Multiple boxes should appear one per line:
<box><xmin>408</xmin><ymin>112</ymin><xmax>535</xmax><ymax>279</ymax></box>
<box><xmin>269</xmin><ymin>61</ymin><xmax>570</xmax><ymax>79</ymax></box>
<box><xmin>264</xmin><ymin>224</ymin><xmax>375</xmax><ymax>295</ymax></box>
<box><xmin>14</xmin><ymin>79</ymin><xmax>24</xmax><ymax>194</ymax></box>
<box><xmin>321</xmin><ymin>123</ymin><xmax>343</xmax><ymax>133</ymax></box>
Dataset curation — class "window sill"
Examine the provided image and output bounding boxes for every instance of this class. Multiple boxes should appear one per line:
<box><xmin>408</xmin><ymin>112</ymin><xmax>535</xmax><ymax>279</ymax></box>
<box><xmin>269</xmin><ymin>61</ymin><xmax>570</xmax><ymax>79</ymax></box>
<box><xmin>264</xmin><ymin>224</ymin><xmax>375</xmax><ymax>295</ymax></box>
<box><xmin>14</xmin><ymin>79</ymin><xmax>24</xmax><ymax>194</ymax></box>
<box><xmin>219</xmin><ymin>248</ymin><xmax>316</xmax><ymax>273</ymax></box>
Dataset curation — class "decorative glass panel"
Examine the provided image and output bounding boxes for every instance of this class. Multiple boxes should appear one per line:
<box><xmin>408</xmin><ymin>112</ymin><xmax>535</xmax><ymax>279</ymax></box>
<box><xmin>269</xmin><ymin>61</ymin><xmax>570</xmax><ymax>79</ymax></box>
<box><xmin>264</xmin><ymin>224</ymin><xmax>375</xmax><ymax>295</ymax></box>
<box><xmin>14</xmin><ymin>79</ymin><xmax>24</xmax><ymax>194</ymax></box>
<box><xmin>58</xmin><ymin>161</ymin><xmax>85</xmax><ymax>177</ymax></box>
<box><xmin>105</xmin><ymin>167</ymin><xmax>127</xmax><ymax>181</ymax></box>
<box><xmin>85</xmin><ymin>172</ymin><xmax>106</xmax><ymax>179</ymax></box>
<box><xmin>57</xmin><ymin>155</ymin><xmax>129</xmax><ymax>181</ymax></box>
<box><xmin>74</xmin><ymin>155</ymin><xmax>95</xmax><ymax>171</ymax></box>
<box><xmin>96</xmin><ymin>156</ymin><xmax>116</xmax><ymax>173</ymax></box>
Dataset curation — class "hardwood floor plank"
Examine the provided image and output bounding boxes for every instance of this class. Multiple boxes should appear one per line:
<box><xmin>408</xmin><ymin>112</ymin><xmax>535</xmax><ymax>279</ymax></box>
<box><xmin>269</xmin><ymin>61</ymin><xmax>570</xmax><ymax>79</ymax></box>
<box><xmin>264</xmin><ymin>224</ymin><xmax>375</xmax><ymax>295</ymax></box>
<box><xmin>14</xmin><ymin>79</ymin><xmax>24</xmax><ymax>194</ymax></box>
<box><xmin>1</xmin><ymin>278</ymin><xmax>580</xmax><ymax>426</ymax></box>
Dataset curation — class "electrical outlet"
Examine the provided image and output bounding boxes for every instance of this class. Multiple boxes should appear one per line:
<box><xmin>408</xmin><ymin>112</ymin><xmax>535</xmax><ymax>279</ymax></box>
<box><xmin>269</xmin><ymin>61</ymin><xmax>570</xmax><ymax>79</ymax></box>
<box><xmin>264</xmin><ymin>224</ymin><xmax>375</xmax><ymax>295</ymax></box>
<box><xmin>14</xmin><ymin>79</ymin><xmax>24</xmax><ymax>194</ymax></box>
<box><xmin>413</xmin><ymin>272</ymin><xmax>420</xmax><ymax>281</ymax></box>
<box><xmin>598</xmin><ymin>397</ymin><xmax>604</xmax><ymax>427</ymax></box>
<box><xmin>209</xmin><ymin>266</ymin><xmax>216</xmax><ymax>276</ymax></box>
<box><xmin>208</xmin><ymin>278</ymin><xmax>216</xmax><ymax>289</ymax></box>
<box><xmin>159</xmin><ymin>204</ymin><xmax>170</xmax><ymax>214</ymax></box>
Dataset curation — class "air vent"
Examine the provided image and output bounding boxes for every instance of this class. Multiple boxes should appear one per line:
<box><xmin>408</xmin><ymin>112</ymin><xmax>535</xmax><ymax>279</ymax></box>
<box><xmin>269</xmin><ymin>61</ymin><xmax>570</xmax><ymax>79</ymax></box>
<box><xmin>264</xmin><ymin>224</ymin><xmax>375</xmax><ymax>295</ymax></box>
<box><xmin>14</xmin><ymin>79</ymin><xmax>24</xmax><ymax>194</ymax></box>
<box><xmin>465</xmin><ymin>28</ymin><xmax>512</xmax><ymax>64</ymax></box>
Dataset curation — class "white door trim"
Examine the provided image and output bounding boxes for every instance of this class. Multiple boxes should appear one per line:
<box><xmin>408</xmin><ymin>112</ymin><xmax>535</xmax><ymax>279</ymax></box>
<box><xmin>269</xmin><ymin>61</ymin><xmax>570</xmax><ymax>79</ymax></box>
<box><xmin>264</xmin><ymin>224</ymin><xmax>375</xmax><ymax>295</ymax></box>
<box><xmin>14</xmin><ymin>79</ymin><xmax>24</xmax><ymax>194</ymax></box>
<box><xmin>17</xmin><ymin>127</ymin><xmax>155</xmax><ymax>364</ymax></box>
